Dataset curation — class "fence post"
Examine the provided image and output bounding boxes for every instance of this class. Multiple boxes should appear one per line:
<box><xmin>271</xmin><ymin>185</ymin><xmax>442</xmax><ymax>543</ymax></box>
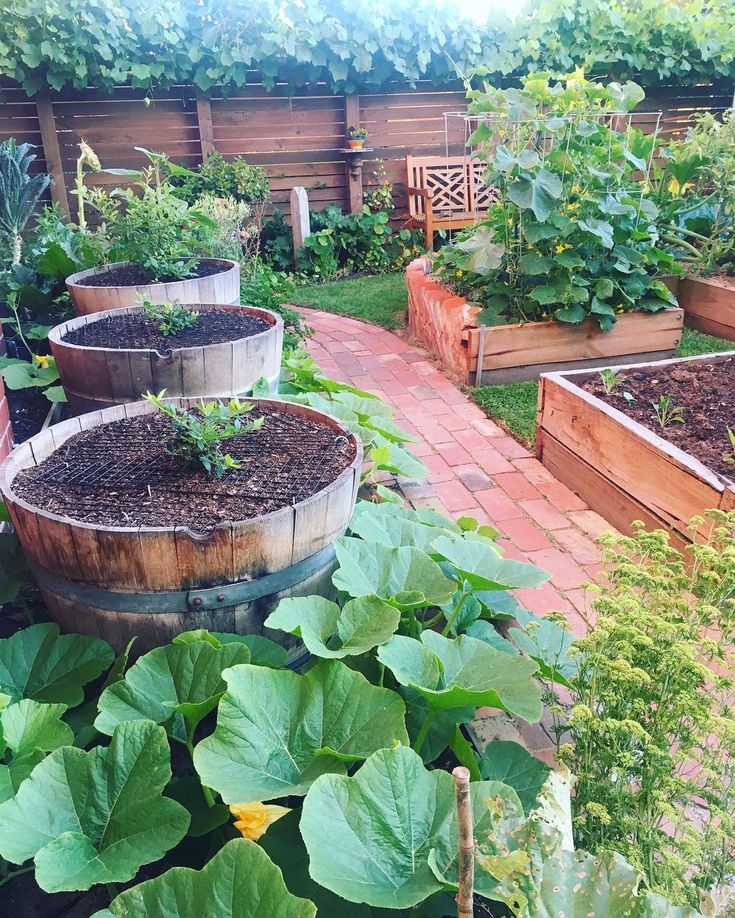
<box><xmin>34</xmin><ymin>91</ymin><xmax>69</xmax><ymax>217</ymax></box>
<box><xmin>195</xmin><ymin>89</ymin><xmax>215</xmax><ymax>160</ymax></box>
<box><xmin>344</xmin><ymin>93</ymin><xmax>364</xmax><ymax>214</ymax></box>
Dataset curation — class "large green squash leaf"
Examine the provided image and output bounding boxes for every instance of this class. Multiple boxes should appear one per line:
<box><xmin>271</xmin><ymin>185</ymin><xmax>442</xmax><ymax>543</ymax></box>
<box><xmin>193</xmin><ymin>660</ymin><xmax>408</xmax><ymax>803</ymax></box>
<box><xmin>94</xmin><ymin>838</ymin><xmax>316</xmax><ymax>918</ymax></box>
<box><xmin>0</xmin><ymin>623</ymin><xmax>114</xmax><ymax>706</ymax></box>
<box><xmin>478</xmin><ymin>818</ymin><xmax>701</xmax><ymax>917</ymax></box>
<box><xmin>94</xmin><ymin>638</ymin><xmax>250</xmax><ymax>739</ymax></box>
<box><xmin>478</xmin><ymin>741</ymin><xmax>551</xmax><ymax>815</ymax></box>
<box><xmin>510</xmin><ymin>607</ymin><xmax>578</xmax><ymax>686</ymax></box>
<box><xmin>349</xmin><ymin>501</ymin><xmax>460</xmax><ymax>552</ymax></box>
<box><xmin>301</xmin><ymin>745</ymin><xmax>524</xmax><ymax>909</ymax></box>
<box><xmin>333</xmin><ymin>538</ymin><xmax>455</xmax><ymax>609</ymax></box>
<box><xmin>0</xmin><ymin>698</ymin><xmax>73</xmax><ymax>803</ymax></box>
<box><xmin>432</xmin><ymin>537</ymin><xmax>549</xmax><ymax>591</ymax></box>
<box><xmin>0</xmin><ymin>720</ymin><xmax>189</xmax><ymax>892</ymax></box>
<box><xmin>377</xmin><ymin>631</ymin><xmax>542</xmax><ymax>723</ymax></box>
<box><xmin>263</xmin><ymin>808</ymin><xmax>456</xmax><ymax>918</ymax></box>
<box><xmin>506</xmin><ymin>169</ymin><xmax>562</xmax><ymax>221</ymax></box>
<box><xmin>264</xmin><ymin>595</ymin><xmax>401</xmax><ymax>658</ymax></box>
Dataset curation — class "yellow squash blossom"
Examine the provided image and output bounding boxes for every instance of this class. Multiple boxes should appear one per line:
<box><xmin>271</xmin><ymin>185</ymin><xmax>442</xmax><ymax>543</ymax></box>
<box><xmin>34</xmin><ymin>354</ymin><xmax>51</xmax><ymax>369</ymax></box>
<box><xmin>230</xmin><ymin>802</ymin><xmax>290</xmax><ymax>841</ymax></box>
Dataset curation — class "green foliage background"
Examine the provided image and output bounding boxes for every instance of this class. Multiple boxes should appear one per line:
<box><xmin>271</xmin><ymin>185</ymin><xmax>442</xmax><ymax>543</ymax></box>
<box><xmin>1</xmin><ymin>0</ymin><xmax>734</xmax><ymax>96</ymax></box>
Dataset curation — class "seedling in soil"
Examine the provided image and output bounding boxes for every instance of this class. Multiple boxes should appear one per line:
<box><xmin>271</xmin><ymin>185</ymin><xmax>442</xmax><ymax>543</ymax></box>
<box><xmin>724</xmin><ymin>427</ymin><xmax>735</xmax><ymax>465</ymax></box>
<box><xmin>141</xmin><ymin>298</ymin><xmax>199</xmax><ymax>336</ymax></box>
<box><xmin>144</xmin><ymin>391</ymin><xmax>263</xmax><ymax>477</ymax></box>
<box><xmin>650</xmin><ymin>394</ymin><xmax>686</xmax><ymax>429</ymax></box>
<box><xmin>599</xmin><ymin>368</ymin><xmax>622</xmax><ymax>395</ymax></box>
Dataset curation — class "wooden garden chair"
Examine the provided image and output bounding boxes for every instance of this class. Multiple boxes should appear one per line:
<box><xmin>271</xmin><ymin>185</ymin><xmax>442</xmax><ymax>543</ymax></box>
<box><xmin>406</xmin><ymin>155</ymin><xmax>497</xmax><ymax>250</ymax></box>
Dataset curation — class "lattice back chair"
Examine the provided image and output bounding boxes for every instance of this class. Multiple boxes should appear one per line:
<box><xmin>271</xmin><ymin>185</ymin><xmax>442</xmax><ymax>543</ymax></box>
<box><xmin>406</xmin><ymin>155</ymin><xmax>497</xmax><ymax>250</ymax></box>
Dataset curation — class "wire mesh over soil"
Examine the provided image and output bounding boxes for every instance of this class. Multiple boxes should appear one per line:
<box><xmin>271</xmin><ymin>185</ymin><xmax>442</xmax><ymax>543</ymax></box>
<box><xmin>61</xmin><ymin>309</ymin><xmax>270</xmax><ymax>350</ymax></box>
<box><xmin>13</xmin><ymin>405</ymin><xmax>357</xmax><ymax>530</ymax></box>
<box><xmin>582</xmin><ymin>355</ymin><xmax>735</xmax><ymax>479</ymax></box>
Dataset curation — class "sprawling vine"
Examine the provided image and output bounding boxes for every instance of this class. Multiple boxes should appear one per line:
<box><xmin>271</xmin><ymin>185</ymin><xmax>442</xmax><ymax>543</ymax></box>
<box><xmin>0</xmin><ymin>0</ymin><xmax>733</xmax><ymax>97</ymax></box>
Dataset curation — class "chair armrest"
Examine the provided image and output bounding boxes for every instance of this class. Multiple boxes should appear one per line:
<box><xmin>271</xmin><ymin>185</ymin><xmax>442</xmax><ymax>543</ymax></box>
<box><xmin>407</xmin><ymin>186</ymin><xmax>432</xmax><ymax>199</ymax></box>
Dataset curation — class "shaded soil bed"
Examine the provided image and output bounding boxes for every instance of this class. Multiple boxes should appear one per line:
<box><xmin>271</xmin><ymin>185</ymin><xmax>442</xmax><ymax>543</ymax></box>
<box><xmin>582</xmin><ymin>355</ymin><xmax>735</xmax><ymax>479</ymax></box>
<box><xmin>7</xmin><ymin>388</ymin><xmax>50</xmax><ymax>443</ymax></box>
<box><xmin>62</xmin><ymin>309</ymin><xmax>270</xmax><ymax>350</ymax></box>
<box><xmin>13</xmin><ymin>406</ymin><xmax>356</xmax><ymax>530</ymax></box>
<box><xmin>74</xmin><ymin>259</ymin><xmax>227</xmax><ymax>288</ymax></box>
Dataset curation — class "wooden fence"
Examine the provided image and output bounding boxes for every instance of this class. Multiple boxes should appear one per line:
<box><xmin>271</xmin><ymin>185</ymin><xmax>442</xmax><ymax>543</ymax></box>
<box><xmin>0</xmin><ymin>79</ymin><xmax>732</xmax><ymax>226</ymax></box>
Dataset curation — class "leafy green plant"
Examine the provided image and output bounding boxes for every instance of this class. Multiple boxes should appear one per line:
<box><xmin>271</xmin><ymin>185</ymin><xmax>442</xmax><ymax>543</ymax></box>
<box><xmin>167</xmin><ymin>151</ymin><xmax>270</xmax><ymax>205</ymax></box>
<box><xmin>723</xmin><ymin>426</ymin><xmax>735</xmax><ymax>465</ymax></box>
<box><xmin>240</xmin><ymin>260</ymin><xmax>311</xmax><ymax>353</ymax></box>
<box><xmin>0</xmin><ymin>139</ymin><xmax>51</xmax><ymax>265</ymax></box>
<box><xmin>650</xmin><ymin>393</ymin><xmax>686</xmax><ymax>428</ymax></box>
<box><xmin>598</xmin><ymin>368</ymin><xmax>622</xmax><ymax>395</ymax></box>
<box><xmin>87</xmin><ymin>148</ymin><xmax>217</xmax><ymax>282</ymax></box>
<box><xmin>554</xmin><ymin>513</ymin><xmax>735</xmax><ymax>907</ymax></box>
<box><xmin>436</xmin><ymin>72</ymin><xmax>678</xmax><ymax>331</ymax></box>
<box><xmin>141</xmin><ymin>297</ymin><xmax>199</xmax><ymax>336</ymax></box>
<box><xmin>143</xmin><ymin>392</ymin><xmax>263</xmax><ymax>477</ymax></box>
<box><xmin>347</xmin><ymin>126</ymin><xmax>368</xmax><ymax>140</ymax></box>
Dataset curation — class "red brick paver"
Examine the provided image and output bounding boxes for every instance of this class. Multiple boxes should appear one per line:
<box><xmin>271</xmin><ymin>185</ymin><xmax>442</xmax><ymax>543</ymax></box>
<box><xmin>301</xmin><ymin>307</ymin><xmax>612</xmax><ymax>757</ymax></box>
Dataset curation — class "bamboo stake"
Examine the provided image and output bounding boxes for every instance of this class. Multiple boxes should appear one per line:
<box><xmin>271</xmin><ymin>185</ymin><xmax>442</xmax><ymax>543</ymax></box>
<box><xmin>453</xmin><ymin>765</ymin><xmax>474</xmax><ymax>918</ymax></box>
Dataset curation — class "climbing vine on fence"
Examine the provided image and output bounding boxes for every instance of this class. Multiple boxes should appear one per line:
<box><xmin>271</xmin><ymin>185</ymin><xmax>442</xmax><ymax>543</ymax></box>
<box><xmin>0</xmin><ymin>0</ymin><xmax>734</xmax><ymax>97</ymax></box>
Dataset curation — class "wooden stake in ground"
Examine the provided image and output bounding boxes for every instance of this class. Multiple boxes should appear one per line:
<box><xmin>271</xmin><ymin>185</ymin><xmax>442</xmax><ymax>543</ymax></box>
<box><xmin>453</xmin><ymin>765</ymin><xmax>474</xmax><ymax>918</ymax></box>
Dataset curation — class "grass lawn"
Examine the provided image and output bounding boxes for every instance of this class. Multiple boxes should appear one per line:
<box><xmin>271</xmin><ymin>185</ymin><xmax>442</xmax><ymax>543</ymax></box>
<box><xmin>293</xmin><ymin>273</ymin><xmax>407</xmax><ymax>330</ymax></box>
<box><xmin>291</xmin><ymin>274</ymin><xmax>733</xmax><ymax>447</ymax></box>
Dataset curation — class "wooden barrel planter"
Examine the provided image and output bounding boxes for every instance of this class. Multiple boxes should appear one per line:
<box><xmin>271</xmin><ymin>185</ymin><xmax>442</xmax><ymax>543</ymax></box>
<box><xmin>0</xmin><ymin>398</ymin><xmax>362</xmax><ymax>654</ymax></box>
<box><xmin>49</xmin><ymin>304</ymin><xmax>284</xmax><ymax>415</ymax></box>
<box><xmin>66</xmin><ymin>259</ymin><xmax>240</xmax><ymax>316</ymax></box>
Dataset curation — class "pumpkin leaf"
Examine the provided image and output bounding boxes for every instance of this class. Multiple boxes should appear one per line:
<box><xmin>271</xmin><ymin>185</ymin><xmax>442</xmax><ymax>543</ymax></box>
<box><xmin>333</xmin><ymin>537</ymin><xmax>455</xmax><ymax>610</ymax></box>
<box><xmin>0</xmin><ymin>699</ymin><xmax>73</xmax><ymax>803</ymax></box>
<box><xmin>431</xmin><ymin>537</ymin><xmax>550</xmax><ymax>591</ymax></box>
<box><xmin>264</xmin><ymin>595</ymin><xmax>401</xmax><ymax>658</ymax></box>
<box><xmin>0</xmin><ymin>623</ymin><xmax>114</xmax><ymax>707</ymax></box>
<box><xmin>0</xmin><ymin>720</ymin><xmax>189</xmax><ymax>892</ymax></box>
<box><xmin>478</xmin><ymin>741</ymin><xmax>551</xmax><ymax>815</ymax></box>
<box><xmin>377</xmin><ymin>631</ymin><xmax>542</xmax><ymax>723</ymax></box>
<box><xmin>301</xmin><ymin>745</ymin><xmax>524</xmax><ymax>908</ymax></box>
<box><xmin>193</xmin><ymin>660</ymin><xmax>408</xmax><ymax>803</ymax></box>
<box><xmin>94</xmin><ymin>838</ymin><xmax>316</xmax><ymax>917</ymax></box>
<box><xmin>94</xmin><ymin>639</ymin><xmax>250</xmax><ymax>740</ymax></box>
<box><xmin>506</xmin><ymin>169</ymin><xmax>562</xmax><ymax>221</ymax></box>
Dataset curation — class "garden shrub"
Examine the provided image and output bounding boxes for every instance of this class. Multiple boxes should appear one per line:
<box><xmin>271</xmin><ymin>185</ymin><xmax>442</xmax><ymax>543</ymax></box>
<box><xmin>167</xmin><ymin>151</ymin><xmax>270</xmax><ymax>205</ymax></box>
<box><xmin>553</xmin><ymin>511</ymin><xmax>735</xmax><ymax>908</ymax></box>
<box><xmin>435</xmin><ymin>72</ymin><xmax>679</xmax><ymax>330</ymax></box>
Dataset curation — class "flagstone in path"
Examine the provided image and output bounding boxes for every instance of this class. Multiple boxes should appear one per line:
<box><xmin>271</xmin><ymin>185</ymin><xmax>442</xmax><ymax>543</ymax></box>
<box><xmin>301</xmin><ymin>307</ymin><xmax>615</xmax><ymax>757</ymax></box>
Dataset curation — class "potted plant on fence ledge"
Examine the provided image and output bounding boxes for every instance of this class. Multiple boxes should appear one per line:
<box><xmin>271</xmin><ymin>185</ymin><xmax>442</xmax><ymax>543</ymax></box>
<box><xmin>0</xmin><ymin>392</ymin><xmax>361</xmax><ymax>653</ymax></box>
<box><xmin>652</xmin><ymin>110</ymin><xmax>735</xmax><ymax>341</ymax></box>
<box><xmin>346</xmin><ymin>126</ymin><xmax>369</xmax><ymax>150</ymax></box>
<box><xmin>65</xmin><ymin>146</ymin><xmax>240</xmax><ymax>315</ymax></box>
<box><xmin>407</xmin><ymin>71</ymin><xmax>684</xmax><ymax>385</ymax></box>
<box><xmin>49</xmin><ymin>297</ymin><xmax>284</xmax><ymax>414</ymax></box>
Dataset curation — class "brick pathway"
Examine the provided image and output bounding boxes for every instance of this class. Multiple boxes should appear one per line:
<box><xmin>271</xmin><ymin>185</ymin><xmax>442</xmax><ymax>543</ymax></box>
<box><xmin>302</xmin><ymin>307</ymin><xmax>614</xmax><ymax>758</ymax></box>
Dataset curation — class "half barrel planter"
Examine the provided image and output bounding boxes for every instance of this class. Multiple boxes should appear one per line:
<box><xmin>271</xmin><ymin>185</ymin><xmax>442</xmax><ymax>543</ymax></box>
<box><xmin>536</xmin><ymin>351</ymin><xmax>735</xmax><ymax>549</ymax></box>
<box><xmin>49</xmin><ymin>304</ymin><xmax>284</xmax><ymax>415</ymax></box>
<box><xmin>0</xmin><ymin>398</ymin><xmax>362</xmax><ymax>654</ymax></box>
<box><xmin>406</xmin><ymin>258</ymin><xmax>685</xmax><ymax>384</ymax></box>
<box><xmin>66</xmin><ymin>258</ymin><xmax>240</xmax><ymax>315</ymax></box>
<box><xmin>678</xmin><ymin>275</ymin><xmax>735</xmax><ymax>342</ymax></box>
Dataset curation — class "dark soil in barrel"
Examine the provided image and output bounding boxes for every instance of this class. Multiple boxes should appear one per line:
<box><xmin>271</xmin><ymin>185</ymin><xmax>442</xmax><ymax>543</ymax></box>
<box><xmin>74</xmin><ymin>259</ymin><xmax>227</xmax><ymax>288</ymax></box>
<box><xmin>13</xmin><ymin>405</ymin><xmax>357</xmax><ymax>530</ymax></box>
<box><xmin>61</xmin><ymin>309</ymin><xmax>270</xmax><ymax>350</ymax></box>
<box><xmin>581</xmin><ymin>355</ymin><xmax>735</xmax><ymax>480</ymax></box>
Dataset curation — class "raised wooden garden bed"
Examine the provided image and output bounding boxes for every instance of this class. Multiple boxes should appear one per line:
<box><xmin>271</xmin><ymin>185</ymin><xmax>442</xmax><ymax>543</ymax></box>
<box><xmin>678</xmin><ymin>275</ymin><xmax>735</xmax><ymax>341</ymax></box>
<box><xmin>0</xmin><ymin>398</ymin><xmax>362</xmax><ymax>653</ymax></box>
<box><xmin>49</xmin><ymin>304</ymin><xmax>284</xmax><ymax>415</ymax></box>
<box><xmin>406</xmin><ymin>258</ymin><xmax>684</xmax><ymax>384</ymax></box>
<box><xmin>66</xmin><ymin>258</ymin><xmax>240</xmax><ymax>315</ymax></box>
<box><xmin>536</xmin><ymin>351</ymin><xmax>735</xmax><ymax>548</ymax></box>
